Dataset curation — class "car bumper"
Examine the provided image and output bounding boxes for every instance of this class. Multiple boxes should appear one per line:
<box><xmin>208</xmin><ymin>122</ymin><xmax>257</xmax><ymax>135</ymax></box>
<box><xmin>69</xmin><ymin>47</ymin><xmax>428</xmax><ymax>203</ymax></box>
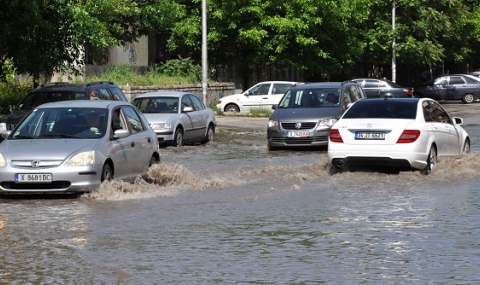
<box><xmin>328</xmin><ymin>143</ymin><xmax>428</xmax><ymax>170</ymax></box>
<box><xmin>153</xmin><ymin>130</ymin><xmax>174</xmax><ymax>144</ymax></box>
<box><xmin>267</xmin><ymin>128</ymin><xmax>330</xmax><ymax>147</ymax></box>
<box><xmin>0</xmin><ymin>165</ymin><xmax>102</xmax><ymax>194</ymax></box>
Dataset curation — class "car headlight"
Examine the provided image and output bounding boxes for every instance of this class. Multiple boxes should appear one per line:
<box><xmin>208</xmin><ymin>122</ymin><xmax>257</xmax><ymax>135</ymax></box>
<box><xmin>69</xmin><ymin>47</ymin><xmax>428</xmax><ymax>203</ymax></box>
<box><xmin>150</xmin><ymin>123</ymin><xmax>172</xmax><ymax>130</ymax></box>
<box><xmin>66</xmin><ymin>150</ymin><xmax>95</xmax><ymax>166</ymax></box>
<box><xmin>268</xmin><ymin>119</ymin><xmax>279</xmax><ymax>128</ymax></box>
<box><xmin>317</xmin><ymin>118</ymin><xmax>337</xmax><ymax>129</ymax></box>
<box><xmin>0</xmin><ymin>123</ymin><xmax>6</xmax><ymax>132</ymax></box>
<box><xmin>0</xmin><ymin>153</ymin><xmax>6</xmax><ymax>167</ymax></box>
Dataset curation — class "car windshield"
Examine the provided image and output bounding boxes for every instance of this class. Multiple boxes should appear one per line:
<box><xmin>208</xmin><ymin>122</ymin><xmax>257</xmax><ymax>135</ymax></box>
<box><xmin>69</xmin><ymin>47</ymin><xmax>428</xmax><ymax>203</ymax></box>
<box><xmin>16</xmin><ymin>91</ymin><xmax>88</xmax><ymax>111</ymax></box>
<box><xmin>132</xmin><ymin>97</ymin><xmax>179</xmax><ymax>114</ymax></box>
<box><xmin>277</xmin><ymin>88</ymin><xmax>340</xmax><ymax>108</ymax></box>
<box><xmin>12</xmin><ymin>107</ymin><xmax>108</xmax><ymax>139</ymax></box>
<box><xmin>342</xmin><ymin>99</ymin><xmax>417</xmax><ymax>119</ymax></box>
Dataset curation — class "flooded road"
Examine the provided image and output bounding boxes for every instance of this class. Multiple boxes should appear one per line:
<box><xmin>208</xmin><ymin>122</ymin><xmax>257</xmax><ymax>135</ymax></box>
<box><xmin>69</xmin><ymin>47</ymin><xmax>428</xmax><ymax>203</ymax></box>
<box><xmin>2</xmin><ymin>103</ymin><xmax>480</xmax><ymax>284</ymax></box>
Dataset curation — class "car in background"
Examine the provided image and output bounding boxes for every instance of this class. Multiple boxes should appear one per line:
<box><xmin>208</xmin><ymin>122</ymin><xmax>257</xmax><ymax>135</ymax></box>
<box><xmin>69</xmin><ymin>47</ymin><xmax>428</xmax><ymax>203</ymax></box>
<box><xmin>0</xmin><ymin>81</ymin><xmax>128</xmax><ymax>135</ymax></box>
<box><xmin>328</xmin><ymin>98</ymin><xmax>470</xmax><ymax>175</ymax></box>
<box><xmin>351</xmin><ymin>78</ymin><xmax>414</xmax><ymax>98</ymax></box>
<box><xmin>216</xmin><ymin>81</ymin><xmax>297</xmax><ymax>113</ymax></box>
<box><xmin>414</xmin><ymin>74</ymin><xmax>480</xmax><ymax>103</ymax></box>
<box><xmin>0</xmin><ymin>100</ymin><xmax>160</xmax><ymax>195</ymax></box>
<box><xmin>131</xmin><ymin>91</ymin><xmax>216</xmax><ymax>147</ymax></box>
<box><xmin>267</xmin><ymin>81</ymin><xmax>366</xmax><ymax>150</ymax></box>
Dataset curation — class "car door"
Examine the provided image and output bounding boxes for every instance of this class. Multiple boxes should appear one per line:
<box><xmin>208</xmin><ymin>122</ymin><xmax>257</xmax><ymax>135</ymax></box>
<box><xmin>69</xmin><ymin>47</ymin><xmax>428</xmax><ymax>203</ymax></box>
<box><xmin>268</xmin><ymin>83</ymin><xmax>294</xmax><ymax>106</ymax></box>
<box><xmin>109</xmin><ymin>107</ymin><xmax>135</xmax><ymax>180</ymax></box>
<box><xmin>360</xmin><ymin>79</ymin><xmax>381</xmax><ymax>98</ymax></box>
<box><xmin>180</xmin><ymin>94</ymin><xmax>197</xmax><ymax>141</ymax></box>
<box><xmin>445</xmin><ymin>76</ymin><xmax>466</xmax><ymax>100</ymax></box>
<box><xmin>422</xmin><ymin>101</ymin><xmax>453</xmax><ymax>155</ymax></box>
<box><xmin>242</xmin><ymin>82</ymin><xmax>272</xmax><ymax>109</ymax></box>
<box><xmin>188</xmin><ymin>94</ymin><xmax>209</xmax><ymax>140</ymax></box>
<box><xmin>428</xmin><ymin>76</ymin><xmax>449</xmax><ymax>100</ymax></box>
<box><xmin>122</xmin><ymin>106</ymin><xmax>153</xmax><ymax>175</ymax></box>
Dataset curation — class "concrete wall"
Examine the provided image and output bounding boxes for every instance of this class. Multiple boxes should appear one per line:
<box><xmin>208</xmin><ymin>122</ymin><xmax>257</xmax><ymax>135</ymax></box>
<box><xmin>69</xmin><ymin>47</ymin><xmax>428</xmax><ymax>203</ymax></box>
<box><xmin>121</xmin><ymin>82</ymin><xmax>237</xmax><ymax>107</ymax></box>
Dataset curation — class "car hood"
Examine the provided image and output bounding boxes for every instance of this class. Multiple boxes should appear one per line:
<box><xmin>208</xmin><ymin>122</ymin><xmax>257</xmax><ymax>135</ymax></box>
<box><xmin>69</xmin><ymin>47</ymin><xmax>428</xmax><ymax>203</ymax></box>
<box><xmin>0</xmin><ymin>139</ymin><xmax>98</xmax><ymax>160</ymax></box>
<box><xmin>219</xmin><ymin>93</ymin><xmax>243</xmax><ymax>103</ymax></box>
<box><xmin>143</xmin><ymin>113</ymin><xmax>178</xmax><ymax>123</ymax></box>
<box><xmin>270</xmin><ymin>107</ymin><xmax>341</xmax><ymax>121</ymax></box>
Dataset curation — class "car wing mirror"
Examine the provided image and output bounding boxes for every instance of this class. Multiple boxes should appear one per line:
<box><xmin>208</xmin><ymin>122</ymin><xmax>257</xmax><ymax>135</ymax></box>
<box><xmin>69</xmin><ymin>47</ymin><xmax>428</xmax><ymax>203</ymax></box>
<box><xmin>113</xmin><ymin>129</ymin><xmax>129</xmax><ymax>139</ymax></box>
<box><xmin>453</xmin><ymin>117</ymin><xmax>463</xmax><ymax>125</ymax></box>
<box><xmin>1</xmin><ymin>130</ymin><xmax>11</xmax><ymax>139</ymax></box>
<box><xmin>271</xmin><ymin>104</ymin><xmax>277</xmax><ymax>110</ymax></box>
<box><xmin>182</xmin><ymin>106</ymin><xmax>194</xmax><ymax>112</ymax></box>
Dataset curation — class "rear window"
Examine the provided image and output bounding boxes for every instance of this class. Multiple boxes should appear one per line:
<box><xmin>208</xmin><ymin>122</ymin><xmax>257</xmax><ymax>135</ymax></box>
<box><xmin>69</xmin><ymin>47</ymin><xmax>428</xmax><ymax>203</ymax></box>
<box><xmin>342</xmin><ymin>100</ymin><xmax>417</xmax><ymax>119</ymax></box>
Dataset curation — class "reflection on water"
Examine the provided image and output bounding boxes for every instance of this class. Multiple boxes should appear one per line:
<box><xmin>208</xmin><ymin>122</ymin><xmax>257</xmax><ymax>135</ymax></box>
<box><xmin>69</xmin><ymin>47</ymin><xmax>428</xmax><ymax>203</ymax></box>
<box><xmin>1</xmin><ymin>127</ymin><xmax>480</xmax><ymax>284</ymax></box>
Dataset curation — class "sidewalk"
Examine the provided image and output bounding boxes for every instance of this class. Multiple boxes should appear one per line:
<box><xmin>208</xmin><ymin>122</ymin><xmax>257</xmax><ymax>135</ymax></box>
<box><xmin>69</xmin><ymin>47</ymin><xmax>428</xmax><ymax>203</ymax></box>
<box><xmin>215</xmin><ymin>116</ymin><xmax>268</xmax><ymax>131</ymax></box>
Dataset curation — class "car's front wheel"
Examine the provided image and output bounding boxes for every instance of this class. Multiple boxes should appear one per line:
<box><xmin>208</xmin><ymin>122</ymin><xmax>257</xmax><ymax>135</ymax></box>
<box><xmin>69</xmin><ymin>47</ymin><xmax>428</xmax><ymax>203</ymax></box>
<box><xmin>462</xmin><ymin>93</ymin><xmax>476</xmax><ymax>104</ymax></box>
<box><xmin>101</xmin><ymin>163</ymin><xmax>113</xmax><ymax>182</ymax></box>
<box><xmin>173</xmin><ymin>128</ymin><xmax>184</xmax><ymax>147</ymax></box>
<box><xmin>224</xmin><ymin>104</ymin><xmax>240</xmax><ymax>113</ymax></box>
<box><xmin>421</xmin><ymin>145</ymin><xmax>437</xmax><ymax>175</ymax></box>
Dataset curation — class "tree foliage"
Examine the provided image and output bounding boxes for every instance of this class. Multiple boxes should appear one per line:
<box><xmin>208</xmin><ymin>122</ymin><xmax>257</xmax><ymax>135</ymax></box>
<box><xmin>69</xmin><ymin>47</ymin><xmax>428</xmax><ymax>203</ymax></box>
<box><xmin>2</xmin><ymin>0</ymin><xmax>480</xmax><ymax>83</ymax></box>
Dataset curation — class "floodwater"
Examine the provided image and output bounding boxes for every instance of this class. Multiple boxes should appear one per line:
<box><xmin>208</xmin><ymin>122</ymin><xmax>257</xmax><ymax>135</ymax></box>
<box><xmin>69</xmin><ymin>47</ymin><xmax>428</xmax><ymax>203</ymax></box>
<box><xmin>2</xmin><ymin>116</ymin><xmax>480</xmax><ymax>284</ymax></box>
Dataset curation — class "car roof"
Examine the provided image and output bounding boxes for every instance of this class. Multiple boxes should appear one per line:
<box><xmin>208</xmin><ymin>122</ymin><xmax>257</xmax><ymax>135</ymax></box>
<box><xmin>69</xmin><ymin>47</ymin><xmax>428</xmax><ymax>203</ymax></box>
<box><xmin>134</xmin><ymin>91</ymin><xmax>190</xmax><ymax>99</ymax></box>
<box><xmin>32</xmin><ymin>81</ymin><xmax>118</xmax><ymax>92</ymax></box>
<box><xmin>35</xmin><ymin>100</ymin><xmax>129</xmax><ymax>109</ymax></box>
<box><xmin>290</xmin><ymin>82</ymin><xmax>353</xmax><ymax>89</ymax></box>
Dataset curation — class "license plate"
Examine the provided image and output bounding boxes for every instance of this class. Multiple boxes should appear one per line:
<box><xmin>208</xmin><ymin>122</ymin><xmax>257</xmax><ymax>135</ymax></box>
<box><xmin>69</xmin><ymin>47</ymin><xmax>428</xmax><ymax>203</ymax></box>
<box><xmin>15</xmin><ymin>173</ymin><xmax>52</xmax><ymax>183</ymax></box>
<box><xmin>286</xmin><ymin>131</ymin><xmax>310</xmax><ymax>138</ymax></box>
<box><xmin>355</xmin><ymin>132</ymin><xmax>385</xmax><ymax>140</ymax></box>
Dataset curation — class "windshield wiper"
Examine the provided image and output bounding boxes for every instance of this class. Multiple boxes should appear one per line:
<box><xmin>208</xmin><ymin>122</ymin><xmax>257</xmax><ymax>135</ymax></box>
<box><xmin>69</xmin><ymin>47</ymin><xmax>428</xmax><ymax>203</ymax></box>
<box><xmin>40</xmin><ymin>133</ymin><xmax>82</xmax><ymax>139</ymax></box>
<box><xmin>12</xmin><ymin>135</ymin><xmax>35</xmax><ymax>139</ymax></box>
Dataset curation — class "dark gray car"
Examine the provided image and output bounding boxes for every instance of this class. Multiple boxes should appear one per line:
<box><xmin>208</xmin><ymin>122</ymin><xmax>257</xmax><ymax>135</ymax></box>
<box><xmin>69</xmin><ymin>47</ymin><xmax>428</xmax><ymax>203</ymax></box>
<box><xmin>414</xmin><ymin>74</ymin><xmax>480</xmax><ymax>104</ymax></box>
<box><xmin>351</xmin><ymin>78</ymin><xmax>414</xmax><ymax>98</ymax></box>
<box><xmin>267</xmin><ymin>82</ymin><xmax>366</xmax><ymax>150</ymax></box>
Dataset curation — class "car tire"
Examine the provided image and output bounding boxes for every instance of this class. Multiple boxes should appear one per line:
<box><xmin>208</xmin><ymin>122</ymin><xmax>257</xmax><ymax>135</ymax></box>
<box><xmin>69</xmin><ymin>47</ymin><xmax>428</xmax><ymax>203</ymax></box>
<box><xmin>173</xmin><ymin>128</ymin><xmax>184</xmax><ymax>147</ymax></box>
<box><xmin>462</xmin><ymin>139</ymin><xmax>471</xmax><ymax>155</ymax></box>
<box><xmin>225</xmin><ymin>104</ymin><xmax>240</xmax><ymax>113</ymax></box>
<box><xmin>421</xmin><ymin>145</ymin><xmax>437</xmax><ymax>175</ymax></box>
<box><xmin>149</xmin><ymin>155</ymin><xmax>159</xmax><ymax>167</ymax></box>
<box><xmin>462</xmin><ymin>93</ymin><xmax>476</xmax><ymax>104</ymax></box>
<box><xmin>101</xmin><ymin>163</ymin><xmax>113</xmax><ymax>182</ymax></box>
<box><xmin>202</xmin><ymin>125</ymin><xmax>214</xmax><ymax>144</ymax></box>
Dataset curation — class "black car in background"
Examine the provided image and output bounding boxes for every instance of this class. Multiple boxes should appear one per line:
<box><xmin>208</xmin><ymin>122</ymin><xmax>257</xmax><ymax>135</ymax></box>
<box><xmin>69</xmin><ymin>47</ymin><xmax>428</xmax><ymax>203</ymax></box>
<box><xmin>414</xmin><ymin>74</ymin><xmax>480</xmax><ymax>104</ymax></box>
<box><xmin>351</xmin><ymin>78</ymin><xmax>413</xmax><ymax>98</ymax></box>
<box><xmin>0</xmin><ymin>81</ymin><xmax>128</xmax><ymax>134</ymax></box>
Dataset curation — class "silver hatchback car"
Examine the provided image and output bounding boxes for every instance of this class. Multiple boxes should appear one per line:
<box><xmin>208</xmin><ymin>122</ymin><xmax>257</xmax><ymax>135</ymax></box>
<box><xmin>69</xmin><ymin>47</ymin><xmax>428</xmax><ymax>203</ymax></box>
<box><xmin>0</xmin><ymin>100</ymin><xmax>160</xmax><ymax>194</ymax></box>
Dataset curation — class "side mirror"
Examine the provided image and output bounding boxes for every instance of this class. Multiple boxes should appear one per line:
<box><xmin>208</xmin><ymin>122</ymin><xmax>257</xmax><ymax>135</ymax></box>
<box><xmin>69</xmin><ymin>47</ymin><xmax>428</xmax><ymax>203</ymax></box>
<box><xmin>182</xmin><ymin>106</ymin><xmax>194</xmax><ymax>112</ymax></box>
<box><xmin>271</xmin><ymin>105</ymin><xmax>277</xmax><ymax>110</ymax></box>
<box><xmin>114</xmin><ymin>129</ymin><xmax>129</xmax><ymax>139</ymax></box>
<box><xmin>453</xmin><ymin>117</ymin><xmax>463</xmax><ymax>125</ymax></box>
<box><xmin>1</xmin><ymin>130</ymin><xmax>11</xmax><ymax>139</ymax></box>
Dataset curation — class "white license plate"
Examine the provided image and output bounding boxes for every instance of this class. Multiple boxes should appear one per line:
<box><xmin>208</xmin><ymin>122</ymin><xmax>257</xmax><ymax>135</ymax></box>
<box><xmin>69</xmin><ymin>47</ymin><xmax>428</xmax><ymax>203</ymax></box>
<box><xmin>355</xmin><ymin>132</ymin><xmax>385</xmax><ymax>140</ymax></box>
<box><xmin>286</xmin><ymin>131</ymin><xmax>310</xmax><ymax>138</ymax></box>
<box><xmin>15</xmin><ymin>173</ymin><xmax>52</xmax><ymax>183</ymax></box>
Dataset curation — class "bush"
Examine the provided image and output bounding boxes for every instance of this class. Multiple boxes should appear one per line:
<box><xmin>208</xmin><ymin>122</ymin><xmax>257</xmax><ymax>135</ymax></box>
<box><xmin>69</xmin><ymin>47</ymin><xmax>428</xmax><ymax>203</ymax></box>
<box><xmin>0</xmin><ymin>81</ymin><xmax>32</xmax><ymax>114</ymax></box>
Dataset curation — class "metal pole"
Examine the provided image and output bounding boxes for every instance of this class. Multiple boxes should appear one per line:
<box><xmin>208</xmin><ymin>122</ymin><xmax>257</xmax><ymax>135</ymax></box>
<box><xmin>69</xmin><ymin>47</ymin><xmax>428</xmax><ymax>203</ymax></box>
<box><xmin>392</xmin><ymin>0</ymin><xmax>396</xmax><ymax>83</ymax></box>
<box><xmin>201</xmin><ymin>0</ymin><xmax>208</xmax><ymax>103</ymax></box>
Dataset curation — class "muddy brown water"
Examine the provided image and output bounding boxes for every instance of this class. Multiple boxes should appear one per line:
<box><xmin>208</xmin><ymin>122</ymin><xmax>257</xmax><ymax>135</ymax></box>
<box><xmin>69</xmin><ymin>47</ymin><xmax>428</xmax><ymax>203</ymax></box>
<box><xmin>1</xmin><ymin>102</ymin><xmax>480</xmax><ymax>284</ymax></box>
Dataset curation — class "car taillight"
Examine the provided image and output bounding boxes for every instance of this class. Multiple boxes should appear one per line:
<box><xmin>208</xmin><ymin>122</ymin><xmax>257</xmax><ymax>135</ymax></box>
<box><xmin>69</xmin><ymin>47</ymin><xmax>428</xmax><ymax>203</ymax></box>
<box><xmin>397</xmin><ymin>130</ymin><xmax>420</xmax><ymax>143</ymax></box>
<box><xmin>329</xmin><ymin>129</ymin><xmax>343</xmax><ymax>143</ymax></box>
<box><xmin>404</xmin><ymin>88</ymin><xmax>414</xmax><ymax>97</ymax></box>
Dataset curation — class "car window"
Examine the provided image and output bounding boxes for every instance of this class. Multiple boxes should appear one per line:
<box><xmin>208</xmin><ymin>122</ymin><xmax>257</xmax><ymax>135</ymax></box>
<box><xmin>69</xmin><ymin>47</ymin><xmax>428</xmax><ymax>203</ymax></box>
<box><xmin>248</xmin><ymin>83</ymin><xmax>270</xmax><ymax>95</ymax></box>
<box><xmin>343</xmin><ymin>100</ymin><xmax>417</xmax><ymax>119</ymax></box>
<box><xmin>123</xmin><ymin>106</ymin><xmax>146</xmax><ymax>134</ymax></box>
<box><xmin>364</xmin><ymin>80</ymin><xmax>378</xmax><ymax>88</ymax></box>
<box><xmin>109</xmin><ymin>87</ymin><xmax>127</xmax><ymax>101</ymax></box>
<box><xmin>132</xmin><ymin>97</ymin><xmax>178</xmax><ymax>114</ymax></box>
<box><xmin>16</xmin><ymin>92</ymin><xmax>87</xmax><ymax>110</ymax></box>
<box><xmin>449</xmin><ymin>76</ymin><xmax>464</xmax><ymax>85</ymax></box>
<box><xmin>346</xmin><ymin>85</ymin><xmax>363</xmax><ymax>102</ymax></box>
<box><xmin>111</xmin><ymin>108</ymin><xmax>127</xmax><ymax>132</ymax></box>
<box><xmin>464</xmin><ymin>76</ymin><xmax>479</xmax><ymax>84</ymax></box>
<box><xmin>433</xmin><ymin>77</ymin><xmax>448</xmax><ymax>85</ymax></box>
<box><xmin>189</xmin><ymin>94</ymin><xmax>205</xmax><ymax>110</ymax></box>
<box><xmin>272</xmin><ymin>83</ymin><xmax>293</xmax><ymax>94</ymax></box>
<box><xmin>98</xmin><ymin>88</ymin><xmax>113</xmax><ymax>100</ymax></box>
<box><xmin>181</xmin><ymin>95</ymin><xmax>193</xmax><ymax>111</ymax></box>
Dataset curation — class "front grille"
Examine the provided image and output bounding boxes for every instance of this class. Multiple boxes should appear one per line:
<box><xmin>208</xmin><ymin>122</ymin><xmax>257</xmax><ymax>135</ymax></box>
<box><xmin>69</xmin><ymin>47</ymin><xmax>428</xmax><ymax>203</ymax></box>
<box><xmin>270</xmin><ymin>135</ymin><xmax>328</xmax><ymax>145</ymax></box>
<box><xmin>281</xmin><ymin>122</ymin><xmax>317</xmax><ymax>130</ymax></box>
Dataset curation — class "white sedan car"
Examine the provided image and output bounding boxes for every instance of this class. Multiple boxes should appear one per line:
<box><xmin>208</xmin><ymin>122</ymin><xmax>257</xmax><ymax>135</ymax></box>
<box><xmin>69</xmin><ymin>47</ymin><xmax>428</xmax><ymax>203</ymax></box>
<box><xmin>328</xmin><ymin>98</ymin><xmax>470</xmax><ymax>175</ymax></box>
<box><xmin>217</xmin><ymin>81</ymin><xmax>297</xmax><ymax>113</ymax></box>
